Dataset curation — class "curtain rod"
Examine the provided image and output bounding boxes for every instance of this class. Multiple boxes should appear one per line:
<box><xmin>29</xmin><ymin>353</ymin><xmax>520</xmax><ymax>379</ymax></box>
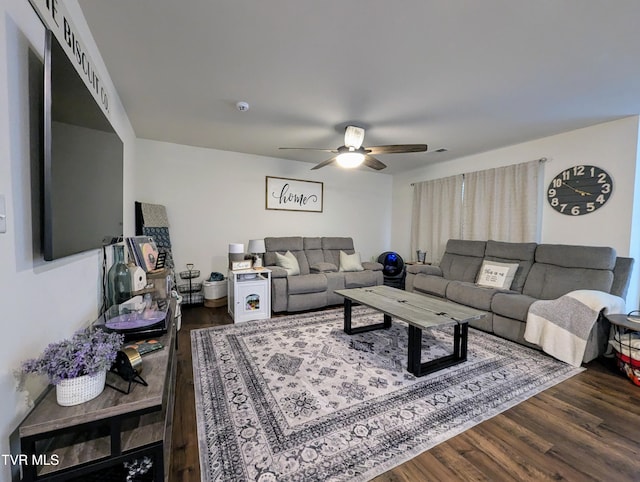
<box><xmin>410</xmin><ymin>157</ymin><xmax>548</xmax><ymax>186</ymax></box>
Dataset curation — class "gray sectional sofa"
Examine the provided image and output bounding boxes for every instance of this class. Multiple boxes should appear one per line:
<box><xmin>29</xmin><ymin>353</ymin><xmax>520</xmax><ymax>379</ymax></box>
<box><xmin>406</xmin><ymin>239</ymin><xmax>634</xmax><ymax>362</ymax></box>
<box><xmin>264</xmin><ymin>236</ymin><xmax>384</xmax><ymax>312</ymax></box>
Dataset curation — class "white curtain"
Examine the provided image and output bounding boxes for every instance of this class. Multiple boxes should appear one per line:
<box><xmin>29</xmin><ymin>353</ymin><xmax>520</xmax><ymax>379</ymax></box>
<box><xmin>410</xmin><ymin>174</ymin><xmax>463</xmax><ymax>264</ymax></box>
<box><xmin>462</xmin><ymin>160</ymin><xmax>540</xmax><ymax>242</ymax></box>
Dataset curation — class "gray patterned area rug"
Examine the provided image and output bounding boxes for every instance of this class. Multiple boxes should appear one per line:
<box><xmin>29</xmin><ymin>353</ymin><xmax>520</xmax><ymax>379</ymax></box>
<box><xmin>191</xmin><ymin>306</ymin><xmax>582</xmax><ymax>482</ymax></box>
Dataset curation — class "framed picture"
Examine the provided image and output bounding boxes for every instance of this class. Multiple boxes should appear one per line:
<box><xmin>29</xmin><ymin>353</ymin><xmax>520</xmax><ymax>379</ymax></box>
<box><xmin>265</xmin><ymin>176</ymin><xmax>323</xmax><ymax>212</ymax></box>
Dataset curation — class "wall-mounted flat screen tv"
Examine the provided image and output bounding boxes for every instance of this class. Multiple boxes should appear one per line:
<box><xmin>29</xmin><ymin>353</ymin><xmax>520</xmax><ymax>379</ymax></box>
<box><xmin>43</xmin><ymin>29</ymin><xmax>123</xmax><ymax>261</ymax></box>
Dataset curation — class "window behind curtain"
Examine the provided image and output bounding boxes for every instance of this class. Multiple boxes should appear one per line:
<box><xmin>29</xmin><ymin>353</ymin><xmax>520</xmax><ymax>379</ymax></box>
<box><xmin>410</xmin><ymin>174</ymin><xmax>463</xmax><ymax>264</ymax></box>
<box><xmin>462</xmin><ymin>160</ymin><xmax>540</xmax><ymax>241</ymax></box>
<box><xmin>410</xmin><ymin>160</ymin><xmax>541</xmax><ymax>263</ymax></box>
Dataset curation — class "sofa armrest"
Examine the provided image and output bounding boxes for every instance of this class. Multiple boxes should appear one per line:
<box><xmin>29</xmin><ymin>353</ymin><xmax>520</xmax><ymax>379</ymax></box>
<box><xmin>361</xmin><ymin>261</ymin><xmax>383</xmax><ymax>271</ymax></box>
<box><xmin>407</xmin><ymin>264</ymin><xmax>442</xmax><ymax>276</ymax></box>
<box><xmin>266</xmin><ymin>266</ymin><xmax>289</xmax><ymax>278</ymax></box>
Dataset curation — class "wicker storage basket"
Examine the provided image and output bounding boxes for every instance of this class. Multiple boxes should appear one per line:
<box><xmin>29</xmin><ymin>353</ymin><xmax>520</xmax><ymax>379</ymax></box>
<box><xmin>56</xmin><ymin>370</ymin><xmax>107</xmax><ymax>406</ymax></box>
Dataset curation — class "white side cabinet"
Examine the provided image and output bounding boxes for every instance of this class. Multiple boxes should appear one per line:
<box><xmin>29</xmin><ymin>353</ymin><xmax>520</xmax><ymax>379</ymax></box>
<box><xmin>228</xmin><ymin>268</ymin><xmax>272</xmax><ymax>323</ymax></box>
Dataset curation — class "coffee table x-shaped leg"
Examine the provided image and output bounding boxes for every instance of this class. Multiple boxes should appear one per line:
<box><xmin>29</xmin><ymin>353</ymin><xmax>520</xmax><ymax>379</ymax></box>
<box><xmin>342</xmin><ymin>297</ymin><xmax>469</xmax><ymax>377</ymax></box>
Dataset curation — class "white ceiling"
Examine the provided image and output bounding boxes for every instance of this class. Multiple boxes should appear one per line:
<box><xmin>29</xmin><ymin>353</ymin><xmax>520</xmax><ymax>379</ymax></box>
<box><xmin>78</xmin><ymin>0</ymin><xmax>640</xmax><ymax>174</ymax></box>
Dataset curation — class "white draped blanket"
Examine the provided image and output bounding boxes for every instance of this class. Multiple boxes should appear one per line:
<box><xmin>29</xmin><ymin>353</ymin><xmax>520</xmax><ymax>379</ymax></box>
<box><xmin>524</xmin><ymin>290</ymin><xmax>625</xmax><ymax>367</ymax></box>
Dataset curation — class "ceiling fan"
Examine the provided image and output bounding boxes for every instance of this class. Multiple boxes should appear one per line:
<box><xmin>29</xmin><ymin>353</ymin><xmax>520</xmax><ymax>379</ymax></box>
<box><xmin>279</xmin><ymin>125</ymin><xmax>428</xmax><ymax>171</ymax></box>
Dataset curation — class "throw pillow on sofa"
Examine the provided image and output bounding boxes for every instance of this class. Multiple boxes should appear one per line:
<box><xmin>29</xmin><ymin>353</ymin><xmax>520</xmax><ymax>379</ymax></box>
<box><xmin>476</xmin><ymin>260</ymin><xmax>519</xmax><ymax>289</ymax></box>
<box><xmin>275</xmin><ymin>251</ymin><xmax>301</xmax><ymax>275</ymax></box>
<box><xmin>339</xmin><ymin>251</ymin><xmax>364</xmax><ymax>272</ymax></box>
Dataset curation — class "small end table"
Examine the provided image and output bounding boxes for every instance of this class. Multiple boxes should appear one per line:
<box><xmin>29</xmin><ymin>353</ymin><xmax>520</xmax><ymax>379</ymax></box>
<box><xmin>605</xmin><ymin>313</ymin><xmax>640</xmax><ymax>386</ymax></box>
<box><xmin>228</xmin><ymin>268</ymin><xmax>271</xmax><ymax>323</ymax></box>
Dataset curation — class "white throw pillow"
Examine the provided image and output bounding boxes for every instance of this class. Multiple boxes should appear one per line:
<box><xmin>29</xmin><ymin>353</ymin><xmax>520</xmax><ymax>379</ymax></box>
<box><xmin>339</xmin><ymin>251</ymin><xmax>364</xmax><ymax>272</ymax></box>
<box><xmin>275</xmin><ymin>251</ymin><xmax>300</xmax><ymax>276</ymax></box>
<box><xmin>476</xmin><ymin>260</ymin><xmax>519</xmax><ymax>289</ymax></box>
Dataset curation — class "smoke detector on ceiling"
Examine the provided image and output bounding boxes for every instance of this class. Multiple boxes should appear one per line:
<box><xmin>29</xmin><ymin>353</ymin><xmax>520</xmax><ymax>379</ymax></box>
<box><xmin>236</xmin><ymin>101</ymin><xmax>250</xmax><ymax>112</ymax></box>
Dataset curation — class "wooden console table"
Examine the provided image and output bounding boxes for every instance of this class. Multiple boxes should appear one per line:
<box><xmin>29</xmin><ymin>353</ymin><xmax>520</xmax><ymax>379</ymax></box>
<box><xmin>11</xmin><ymin>304</ymin><xmax>177</xmax><ymax>481</ymax></box>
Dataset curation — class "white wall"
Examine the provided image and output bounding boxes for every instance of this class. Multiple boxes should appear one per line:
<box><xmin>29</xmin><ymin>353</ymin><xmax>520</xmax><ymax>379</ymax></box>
<box><xmin>0</xmin><ymin>1</ymin><xmax>135</xmax><ymax>478</ymax></box>
<box><xmin>392</xmin><ymin>116</ymin><xmax>640</xmax><ymax>308</ymax></box>
<box><xmin>134</xmin><ymin>139</ymin><xmax>394</xmax><ymax>279</ymax></box>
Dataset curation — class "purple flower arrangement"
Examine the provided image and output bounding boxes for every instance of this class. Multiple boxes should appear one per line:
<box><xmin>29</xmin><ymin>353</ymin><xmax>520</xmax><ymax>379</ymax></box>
<box><xmin>22</xmin><ymin>328</ymin><xmax>124</xmax><ymax>385</ymax></box>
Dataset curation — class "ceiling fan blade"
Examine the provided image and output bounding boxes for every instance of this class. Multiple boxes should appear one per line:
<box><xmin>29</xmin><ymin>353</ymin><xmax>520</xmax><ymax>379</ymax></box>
<box><xmin>310</xmin><ymin>156</ymin><xmax>338</xmax><ymax>170</ymax></box>
<box><xmin>366</xmin><ymin>144</ymin><xmax>428</xmax><ymax>155</ymax></box>
<box><xmin>362</xmin><ymin>155</ymin><xmax>387</xmax><ymax>171</ymax></box>
<box><xmin>279</xmin><ymin>147</ymin><xmax>338</xmax><ymax>153</ymax></box>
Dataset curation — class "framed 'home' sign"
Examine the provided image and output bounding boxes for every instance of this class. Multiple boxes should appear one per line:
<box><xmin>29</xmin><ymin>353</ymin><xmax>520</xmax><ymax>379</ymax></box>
<box><xmin>265</xmin><ymin>176</ymin><xmax>323</xmax><ymax>212</ymax></box>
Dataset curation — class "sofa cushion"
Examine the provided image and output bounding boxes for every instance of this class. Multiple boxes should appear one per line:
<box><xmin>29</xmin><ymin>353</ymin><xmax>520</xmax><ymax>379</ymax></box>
<box><xmin>265</xmin><ymin>236</ymin><xmax>303</xmax><ymax>255</ymax></box>
<box><xmin>275</xmin><ymin>251</ymin><xmax>301</xmax><ymax>276</ymax></box>
<box><xmin>446</xmin><ymin>280</ymin><xmax>501</xmax><ymax>311</ymax></box>
<box><xmin>269</xmin><ymin>266</ymin><xmax>289</xmax><ymax>278</ymax></box>
<box><xmin>310</xmin><ymin>262</ymin><xmax>338</xmax><ymax>273</ymax></box>
<box><xmin>339</xmin><ymin>251</ymin><xmax>364</xmax><ymax>272</ymax></box>
<box><xmin>264</xmin><ymin>237</ymin><xmax>311</xmax><ymax>274</ymax></box>
<box><xmin>305</xmin><ymin>249</ymin><xmax>325</xmax><ymax>266</ymax></box>
<box><xmin>303</xmin><ymin>237</ymin><xmax>325</xmax><ymax>266</ymax></box>
<box><xmin>361</xmin><ymin>261</ymin><xmax>383</xmax><ymax>271</ymax></box>
<box><xmin>406</xmin><ymin>264</ymin><xmax>442</xmax><ymax>276</ymax></box>
<box><xmin>288</xmin><ymin>291</ymin><xmax>327</xmax><ymax>312</ymax></box>
<box><xmin>303</xmin><ymin>237</ymin><xmax>322</xmax><ymax>250</ymax></box>
<box><xmin>484</xmin><ymin>240</ymin><xmax>537</xmax><ymax>292</ymax></box>
<box><xmin>523</xmin><ymin>264</ymin><xmax>614</xmax><ymax>300</ymax></box>
<box><xmin>446</xmin><ymin>239</ymin><xmax>487</xmax><ymax>257</ymax></box>
<box><xmin>413</xmin><ymin>274</ymin><xmax>450</xmax><ymax>298</ymax></box>
<box><xmin>440</xmin><ymin>254</ymin><xmax>484</xmax><ymax>282</ymax></box>
<box><xmin>288</xmin><ymin>274</ymin><xmax>327</xmax><ymax>294</ymax></box>
<box><xmin>325</xmin><ymin>272</ymin><xmax>347</xmax><ymax>304</ymax></box>
<box><xmin>520</xmin><ymin>244</ymin><xmax>617</xmax><ymax>300</ymax></box>
<box><xmin>485</xmin><ymin>240</ymin><xmax>537</xmax><ymax>261</ymax></box>
<box><xmin>344</xmin><ymin>270</ymin><xmax>378</xmax><ymax>289</ymax></box>
<box><xmin>439</xmin><ymin>239</ymin><xmax>486</xmax><ymax>282</ymax></box>
<box><xmin>322</xmin><ymin>237</ymin><xmax>355</xmax><ymax>267</ymax></box>
<box><xmin>476</xmin><ymin>260</ymin><xmax>519</xmax><ymax>289</ymax></box>
<box><xmin>322</xmin><ymin>237</ymin><xmax>355</xmax><ymax>250</ymax></box>
<box><xmin>492</xmin><ymin>314</ymin><xmax>539</xmax><ymax>348</ymax></box>
<box><xmin>470</xmin><ymin>312</ymin><xmax>493</xmax><ymax>332</ymax></box>
<box><xmin>535</xmin><ymin>244</ymin><xmax>616</xmax><ymax>270</ymax></box>
<box><xmin>446</xmin><ymin>281</ymin><xmax>504</xmax><ymax>311</ymax></box>
<box><xmin>491</xmin><ymin>292</ymin><xmax>538</xmax><ymax>322</ymax></box>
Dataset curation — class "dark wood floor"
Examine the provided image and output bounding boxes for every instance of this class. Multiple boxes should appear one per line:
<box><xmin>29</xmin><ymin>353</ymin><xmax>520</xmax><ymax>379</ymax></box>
<box><xmin>170</xmin><ymin>305</ymin><xmax>640</xmax><ymax>482</ymax></box>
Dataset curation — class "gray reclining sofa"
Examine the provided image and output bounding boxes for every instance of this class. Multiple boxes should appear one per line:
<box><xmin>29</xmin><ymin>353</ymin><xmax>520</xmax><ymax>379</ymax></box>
<box><xmin>264</xmin><ymin>236</ymin><xmax>384</xmax><ymax>312</ymax></box>
<box><xmin>405</xmin><ymin>239</ymin><xmax>634</xmax><ymax>362</ymax></box>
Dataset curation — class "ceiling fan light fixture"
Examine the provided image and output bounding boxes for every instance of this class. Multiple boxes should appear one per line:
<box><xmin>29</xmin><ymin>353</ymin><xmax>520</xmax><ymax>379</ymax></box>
<box><xmin>336</xmin><ymin>151</ymin><xmax>365</xmax><ymax>168</ymax></box>
<box><xmin>280</xmin><ymin>124</ymin><xmax>426</xmax><ymax>171</ymax></box>
<box><xmin>344</xmin><ymin>125</ymin><xmax>365</xmax><ymax>149</ymax></box>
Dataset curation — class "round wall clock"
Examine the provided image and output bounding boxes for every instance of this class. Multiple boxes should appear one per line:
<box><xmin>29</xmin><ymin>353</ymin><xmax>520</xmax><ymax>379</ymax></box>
<box><xmin>547</xmin><ymin>165</ymin><xmax>613</xmax><ymax>216</ymax></box>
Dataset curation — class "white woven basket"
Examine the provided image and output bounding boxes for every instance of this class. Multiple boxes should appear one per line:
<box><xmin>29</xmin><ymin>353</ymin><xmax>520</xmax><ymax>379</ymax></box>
<box><xmin>56</xmin><ymin>370</ymin><xmax>107</xmax><ymax>406</ymax></box>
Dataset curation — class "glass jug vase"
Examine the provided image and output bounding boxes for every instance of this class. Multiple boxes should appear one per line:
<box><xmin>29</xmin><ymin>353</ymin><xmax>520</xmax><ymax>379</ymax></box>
<box><xmin>107</xmin><ymin>244</ymin><xmax>132</xmax><ymax>308</ymax></box>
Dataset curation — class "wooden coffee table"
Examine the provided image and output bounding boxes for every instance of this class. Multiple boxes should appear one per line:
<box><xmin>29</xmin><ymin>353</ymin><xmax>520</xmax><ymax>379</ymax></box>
<box><xmin>335</xmin><ymin>285</ymin><xmax>487</xmax><ymax>377</ymax></box>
